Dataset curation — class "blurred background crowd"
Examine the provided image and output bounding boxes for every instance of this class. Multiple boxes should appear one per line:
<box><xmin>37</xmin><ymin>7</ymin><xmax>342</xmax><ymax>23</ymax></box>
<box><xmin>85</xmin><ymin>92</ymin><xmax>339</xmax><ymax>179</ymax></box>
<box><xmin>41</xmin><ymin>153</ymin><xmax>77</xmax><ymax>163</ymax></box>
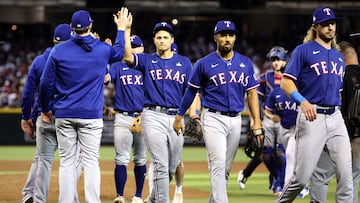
<box><xmin>1</xmin><ymin>0</ymin><xmax>360</xmax><ymax>108</ymax></box>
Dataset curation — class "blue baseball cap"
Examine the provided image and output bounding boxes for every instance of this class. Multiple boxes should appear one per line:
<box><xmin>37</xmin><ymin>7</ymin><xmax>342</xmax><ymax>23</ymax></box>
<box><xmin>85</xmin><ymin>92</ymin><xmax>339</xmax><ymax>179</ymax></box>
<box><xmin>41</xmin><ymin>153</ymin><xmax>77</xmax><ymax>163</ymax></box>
<box><xmin>53</xmin><ymin>24</ymin><xmax>71</xmax><ymax>41</ymax></box>
<box><xmin>171</xmin><ymin>43</ymin><xmax>178</xmax><ymax>53</ymax></box>
<box><xmin>153</xmin><ymin>22</ymin><xmax>174</xmax><ymax>36</ymax></box>
<box><xmin>214</xmin><ymin>20</ymin><xmax>237</xmax><ymax>35</ymax></box>
<box><xmin>267</xmin><ymin>46</ymin><xmax>288</xmax><ymax>61</ymax></box>
<box><xmin>130</xmin><ymin>35</ymin><xmax>143</xmax><ymax>48</ymax></box>
<box><xmin>313</xmin><ymin>7</ymin><xmax>337</xmax><ymax>24</ymax></box>
<box><xmin>71</xmin><ymin>10</ymin><xmax>94</xmax><ymax>28</ymax></box>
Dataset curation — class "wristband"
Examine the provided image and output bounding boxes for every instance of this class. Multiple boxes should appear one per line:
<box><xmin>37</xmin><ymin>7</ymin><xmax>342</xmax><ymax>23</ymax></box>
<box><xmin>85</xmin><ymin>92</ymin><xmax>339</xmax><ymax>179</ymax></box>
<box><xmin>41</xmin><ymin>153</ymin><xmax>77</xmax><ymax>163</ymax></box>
<box><xmin>290</xmin><ymin>91</ymin><xmax>306</xmax><ymax>104</ymax></box>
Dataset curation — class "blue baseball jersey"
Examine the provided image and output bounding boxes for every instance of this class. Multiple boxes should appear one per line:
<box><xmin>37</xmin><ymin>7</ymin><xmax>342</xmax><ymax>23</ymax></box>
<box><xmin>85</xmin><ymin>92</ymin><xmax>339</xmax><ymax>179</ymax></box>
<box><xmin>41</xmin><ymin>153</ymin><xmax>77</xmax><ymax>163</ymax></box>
<box><xmin>109</xmin><ymin>62</ymin><xmax>144</xmax><ymax>112</ymax></box>
<box><xmin>284</xmin><ymin>41</ymin><xmax>344</xmax><ymax>106</ymax></box>
<box><xmin>257</xmin><ymin>70</ymin><xmax>282</xmax><ymax>104</ymax></box>
<box><xmin>39</xmin><ymin>31</ymin><xmax>125</xmax><ymax>119</ymax></box>
<box><xmin>133</xmin><ymin>53</ymin><xmax>192</xmax><ymax>108</ymax></box>
<box><xmin>265</xmin><ymin>87</ymin><xmax>297</xmax><ymax>129</ymax></box>
<box><xmin>188</xmin><ymin>51</ymin><xmax>259</xmax><ymax>112</ymax></box>
<box><xmin>22</xmin><ymin>47</ymin><xmax>52</xmax><ymax>120</ymax></box>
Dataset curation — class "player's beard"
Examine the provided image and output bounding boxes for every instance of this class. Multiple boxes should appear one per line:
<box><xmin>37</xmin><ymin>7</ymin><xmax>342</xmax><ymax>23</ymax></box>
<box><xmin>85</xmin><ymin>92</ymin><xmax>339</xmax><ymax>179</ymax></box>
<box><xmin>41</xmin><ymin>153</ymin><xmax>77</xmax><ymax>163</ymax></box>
<box><xmin>218</xmin><ymin>43</ymin><xmax>232</xmax><ymax>55</ymax></box>
<box><xmin>318</xmin><ymin>32</ymin><xmax>334</xmax><ymax>43</ymax></box>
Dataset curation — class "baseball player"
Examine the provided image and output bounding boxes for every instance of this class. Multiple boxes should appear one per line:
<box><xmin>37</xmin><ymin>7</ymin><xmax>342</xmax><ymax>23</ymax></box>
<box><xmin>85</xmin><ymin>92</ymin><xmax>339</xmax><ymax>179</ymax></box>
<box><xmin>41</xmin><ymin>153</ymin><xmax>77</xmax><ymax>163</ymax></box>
<box><xmin>173</xmin><ymin>20</ymin><xmax>262</xmax><ymax>203</ymax></box>
<box><xmin>276</xmin><ymin>7</ymin><xmax>353</xmax><ymax>202</ymax></box>
<box><xmin>309</xmin><ymin>41</ymin><xmax>360</xmax><ymax>203</ymax></box>
<box><xmin>21</xmin><ymin>24</ymin><xmax>85</xmax><ymax>203</ymax></box>
<box><xmin>264</xmin><ymin>79</ymin><xmax>309</xmax><ymax>198</ymax></box>
<box><xmin>39</xmin><ymin>8</ymin><xmax>131</xmax><ymax>203</ymax></box>
<box><xmin>109</xmin><ymin>35</ymin><xmax>146</xmax><ymax>203</ymax></box>
<box><xmin>238</xmin><ymin>46</ymin><xmax>287</xmax><ymax>195</ymax></box>
<box><xmin>145</xmin><ymin>42</ymin><xmax>187</xmax><ymax>203</ymax></box>
<box><xmin>122</xmin><ymin>21</ymin><xmax>192</xmax><ymax>203</ymax></box>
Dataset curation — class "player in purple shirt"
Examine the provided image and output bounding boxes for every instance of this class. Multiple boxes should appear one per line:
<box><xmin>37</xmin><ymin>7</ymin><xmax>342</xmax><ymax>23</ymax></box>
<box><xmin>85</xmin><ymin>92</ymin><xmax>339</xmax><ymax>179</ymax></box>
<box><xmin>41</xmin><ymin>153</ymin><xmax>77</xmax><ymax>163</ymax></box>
<box><xmin>123</xmin><ymin>20</ymin><xmax>192</xmax><ymax>203</ymax></box>
<box><xmin>238</xmin><ymin>46</ymin><xmax>288</xmax><ymax>195</ymax></box>
<box><xmin>173</xmin><ymin>20</ymin><xmax>262</xmax><ymax>203</ymax></box>
<box><xmin>276</xmin><ymin>7</ymin><xmax>353</xmax><ymax>202</ymax></box>
<box><xmin>109</xmin><ymin>35</ymin><xmax>146</xmax><ymax>203</ymax></box>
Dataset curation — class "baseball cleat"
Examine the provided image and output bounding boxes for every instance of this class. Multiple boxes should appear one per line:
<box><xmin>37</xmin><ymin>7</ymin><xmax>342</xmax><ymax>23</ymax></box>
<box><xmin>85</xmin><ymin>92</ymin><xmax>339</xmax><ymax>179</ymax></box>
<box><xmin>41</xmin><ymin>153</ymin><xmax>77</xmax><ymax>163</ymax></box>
<box><xmin>113</xmin><ymin>196</ymin><xmax>125</xmax><ymax>203</ymax></box>
<box><xmin>131</xmin><ymin>196</ymin><xmax>144</xmax><ymax>203</ymax></box>
<box><xmin>237</xmin><ymin>170</ymin><xmax>247</xmax><ymax>190</ymax></box>
<box><xmin>172</xmin><ymin>192</ymin><xmax>183</xmax><ymax>203</ymax></box>
<box><xmin>22</xmin><ymin>194</ymin><xmax>33</xmax><ymax>203</ymax></box>
<box><xmin>297</xmin><ymin>185</ymin><xmax>309</xmax><ymax>199</ymax></box>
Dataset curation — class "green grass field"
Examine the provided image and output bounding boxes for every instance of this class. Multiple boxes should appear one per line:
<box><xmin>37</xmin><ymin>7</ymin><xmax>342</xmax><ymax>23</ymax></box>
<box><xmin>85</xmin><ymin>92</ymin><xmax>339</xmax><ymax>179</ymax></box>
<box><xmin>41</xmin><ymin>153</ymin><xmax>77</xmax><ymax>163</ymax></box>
<box><xmin>0</xmin><ymin>146</ymin><xmax>338</xmax><ymax>203</ymax></box>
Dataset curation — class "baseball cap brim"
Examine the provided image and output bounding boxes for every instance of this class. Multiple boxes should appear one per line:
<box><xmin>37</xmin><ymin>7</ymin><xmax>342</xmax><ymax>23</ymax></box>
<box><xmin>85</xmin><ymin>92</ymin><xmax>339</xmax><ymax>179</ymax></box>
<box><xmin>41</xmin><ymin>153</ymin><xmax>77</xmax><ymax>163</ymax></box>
<box><xmin>153</xmin><ymin>27</ymin><xmax>173</xmax><ymax>35</ymax></box>
<box><xmin>314</xmin><ymin>17</ymin><xmax>338</xmax><ymax>25</ymax></box>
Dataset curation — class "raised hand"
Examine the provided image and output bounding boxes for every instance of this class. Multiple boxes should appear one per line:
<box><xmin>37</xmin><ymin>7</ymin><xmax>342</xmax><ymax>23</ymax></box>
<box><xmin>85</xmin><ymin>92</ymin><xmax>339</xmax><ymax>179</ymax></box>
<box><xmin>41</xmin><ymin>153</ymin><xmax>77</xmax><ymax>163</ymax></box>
<box><xmin>113</xmin><ymin>7</ymin><xmax>132</xmax><ymax>31</ymax></box>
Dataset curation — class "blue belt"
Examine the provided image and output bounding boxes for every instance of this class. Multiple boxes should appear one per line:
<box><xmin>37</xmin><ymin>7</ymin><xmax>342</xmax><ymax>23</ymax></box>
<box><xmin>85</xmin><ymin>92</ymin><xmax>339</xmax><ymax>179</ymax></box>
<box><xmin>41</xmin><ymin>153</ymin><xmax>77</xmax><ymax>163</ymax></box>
<box><xmin>117</xmin><ymin>111</ymin><xmax>141</xmax><ymax>117</ymax></box>
<box><xmin>145</xmin><ymin>106</ymin><xmax>178</xmax><ymax>115</ymax></box>
<box><xmin>316</xmin><ymin>106</ymin><xmax>337</xmax><ymax>115</ymax></box>
<box><xmin>207</xmin><ymin>108</ymin><xmax>240</xmax><ymax>117</ymax></box>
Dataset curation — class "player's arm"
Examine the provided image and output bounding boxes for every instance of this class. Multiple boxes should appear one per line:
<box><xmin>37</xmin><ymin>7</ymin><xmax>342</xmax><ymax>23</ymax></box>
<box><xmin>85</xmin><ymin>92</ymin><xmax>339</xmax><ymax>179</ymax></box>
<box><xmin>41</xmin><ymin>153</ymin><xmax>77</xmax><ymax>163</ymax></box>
<box><xmin>264</xmin><ymin>109</ymin><xmax>280</xmax><ymax>123</ymax></box>
<box><xmin>281</xmin><ymin>76</ymin><xmax>316</xmax><ymax>121</ymax></box>
<box><xmin>247</xmin><ymin>87</ymin><xmax>262</xmax><ymax>130</ymax></box>
<box><xmin>122</xmin><ymin>12</ymin><xmax>134</xmax><ymax>65</ymax></box>
<box><xmin>174</xmin><ymin>86</ymin><xmax>198</xmax><ymax>134</ymax></box>
<box><xmin>188</xmin><ymin>93</ymin><xmax>201</xmax><ymax>118</ymax></box>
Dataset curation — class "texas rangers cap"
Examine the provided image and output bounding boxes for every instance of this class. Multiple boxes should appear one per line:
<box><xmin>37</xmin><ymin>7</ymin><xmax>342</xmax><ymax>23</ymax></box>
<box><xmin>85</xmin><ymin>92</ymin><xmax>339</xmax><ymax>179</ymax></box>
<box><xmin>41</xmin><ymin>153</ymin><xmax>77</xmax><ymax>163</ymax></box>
<box><xmin>130</xmin><ymin>35</ymin><xmax>143</xmax><ymax>48</ymax></box>
<box><xmin>214</xmin><ymin>20</ymin><xmax>237</xmax><ymax>35</ymax></box>
<box><xmin>153</xmin><ymin>22</ymin><xmax>174</xmax><ymax>36</ymax></box>
<box><xmin>53</xmin><ymin>24</ymin><xmax>71</xmax><ymax>41</ymax></box>
<box><xmin>312</xmin><ymin>7</ymin><xmax>337</xmax><ymax>24</ymax></box>
<box><xmin>171</xmin><ymin>43</ymin><xmax>178</xmax><ymax>53</ymax></box>
<box><xmin>267</xmin><ymin>46</ymin><xmax>288</xmax><ymax>61</ymax></box>
<box><xmin>71</xmin><ymin>10</ymin><xmax>94</xmax><ymax>28</ymax></box>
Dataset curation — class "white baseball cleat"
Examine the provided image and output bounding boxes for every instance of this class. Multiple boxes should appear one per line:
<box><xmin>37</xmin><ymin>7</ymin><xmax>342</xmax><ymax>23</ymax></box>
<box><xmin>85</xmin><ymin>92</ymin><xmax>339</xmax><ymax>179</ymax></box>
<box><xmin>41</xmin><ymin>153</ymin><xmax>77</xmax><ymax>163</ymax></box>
<box><xmin>297</xmin><ymin>185</ymin><xmax>309</xmax><ymax>199</ymax></box>
<box><xmin>113</xmin><ymin>196</ymin><xmax>125</xmax><ymax>203</ymax></box>
<box><xmin>131</xmin><ymin>196</ymin><xmax>144</xmax><ymax>203</ymax></box>
<box><xmin>237</xmin><ymin>170</ymin><xmax>247</xmax><ymax>190</ymax></box>
<box><xmin>172</xmin><ymin>192</ymin><xmax>183</xmax><ymax>203</ymax></box>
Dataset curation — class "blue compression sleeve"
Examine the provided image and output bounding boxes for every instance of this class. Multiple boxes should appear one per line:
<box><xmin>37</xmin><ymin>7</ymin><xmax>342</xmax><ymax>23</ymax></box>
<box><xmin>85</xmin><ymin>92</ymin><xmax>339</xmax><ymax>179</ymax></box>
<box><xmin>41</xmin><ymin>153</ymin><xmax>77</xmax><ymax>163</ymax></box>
<box><xmin>290</xmin><ymin>91</ymin><xmax>306</xmax><ymax>104</ymax></box>
<box><xmin>177</xmin><ymin>87</ymin><xmax>198</xmax><ymax>116</ymax></box>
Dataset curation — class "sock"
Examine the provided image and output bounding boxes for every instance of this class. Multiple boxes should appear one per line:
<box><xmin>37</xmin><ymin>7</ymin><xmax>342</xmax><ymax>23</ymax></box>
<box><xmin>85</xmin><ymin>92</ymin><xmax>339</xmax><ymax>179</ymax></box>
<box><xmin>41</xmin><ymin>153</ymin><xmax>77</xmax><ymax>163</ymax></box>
<box><xmin>243</xmin><ymin>157</ymin><xmax>262</xmax><ymax>177</ymax></box>
<box><xmin>114</xmin><ymin>165</ymin><xmax>127</xmax><ymax>196</ymax></box>
<box><xmin>134</xmin><ymin>164</ymin><xmax>146</xmax><ymax>197</ymax></box>
<box><xmin>175</xmin><ymin>185</ymin><xmax>183</xmax><ymax>194</ymax></box>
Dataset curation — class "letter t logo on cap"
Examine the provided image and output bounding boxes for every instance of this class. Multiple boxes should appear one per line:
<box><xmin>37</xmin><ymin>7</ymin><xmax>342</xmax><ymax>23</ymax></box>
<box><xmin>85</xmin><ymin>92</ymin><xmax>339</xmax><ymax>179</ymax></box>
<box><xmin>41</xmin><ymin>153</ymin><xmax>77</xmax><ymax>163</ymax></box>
<box><xmin>323</xmin><ymin>8</ymin><xmax>331</xmax><ymax>15</ymax></box>
<box><xmin>224</xmin><ymin>21</ymin><xmax>231</xmax><ymax>27</ymax></box>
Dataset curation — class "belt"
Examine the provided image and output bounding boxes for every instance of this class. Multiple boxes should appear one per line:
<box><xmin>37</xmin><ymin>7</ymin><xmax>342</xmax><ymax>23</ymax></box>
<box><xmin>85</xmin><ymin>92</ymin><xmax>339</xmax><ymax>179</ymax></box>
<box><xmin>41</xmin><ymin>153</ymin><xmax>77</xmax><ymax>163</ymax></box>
<box><xmin>316</xmin><ymin>106</ymin><xmax>338</xmax><ymax>115</ymax></box>
<box><xmin>207</xmin><ymin>108</ymin><xmax>240</xmax><ymax>117</ymax></box>
<box><xmin>145</xmin><ymin>106</ymin><xmax>178</xmax><ymax>115</ymax></box>
<box><xmin>117</xmin><ymin>111</ymin><xmax>141</xmax><ymax>117</ymax></box>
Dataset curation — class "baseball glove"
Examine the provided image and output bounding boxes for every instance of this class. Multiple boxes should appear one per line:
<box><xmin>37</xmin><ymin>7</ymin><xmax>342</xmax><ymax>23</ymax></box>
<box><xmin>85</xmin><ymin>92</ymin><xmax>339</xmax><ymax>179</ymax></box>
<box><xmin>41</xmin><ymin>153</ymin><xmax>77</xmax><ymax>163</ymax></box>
<box><xmin>244</xmin><ymin>128</ymin><xmax>265</xmax><ymax>159</ymax></box>
<box><xmin>183</xmin><ymin>117</ymin><xmax>203</xmax><ymax>144</ymax></box>
<box><xmin>129</xmin><ymin>115</ymin><xmax>142</xmax><ymax>134</ymax></box>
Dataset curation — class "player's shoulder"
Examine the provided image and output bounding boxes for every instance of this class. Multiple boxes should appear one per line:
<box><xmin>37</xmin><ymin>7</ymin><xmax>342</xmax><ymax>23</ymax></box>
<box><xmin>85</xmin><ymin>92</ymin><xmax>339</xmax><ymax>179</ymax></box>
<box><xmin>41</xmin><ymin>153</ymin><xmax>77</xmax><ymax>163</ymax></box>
<box><xmin>234</xmin><ymin>51</ymin><xmax>251</xmax><ymax>61</ymax></box>
<box><xmin>195</xmin><ymin>51</ymin><xmax>217</xmax><ymax>65</ymax></box>
<box><xmin>173</xmin><ymin>53</ymin><xmax>192</xmax><ymax>63</ymax></box>
<box><xmin>110</xmin><ymin>61</ymin><xmax>127</xmax><ymax>68</ymax></box>
<box><xmin>258</xmin><ymin>70</ymin><xmax>273</xmax><ymax>80</ymax></box>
